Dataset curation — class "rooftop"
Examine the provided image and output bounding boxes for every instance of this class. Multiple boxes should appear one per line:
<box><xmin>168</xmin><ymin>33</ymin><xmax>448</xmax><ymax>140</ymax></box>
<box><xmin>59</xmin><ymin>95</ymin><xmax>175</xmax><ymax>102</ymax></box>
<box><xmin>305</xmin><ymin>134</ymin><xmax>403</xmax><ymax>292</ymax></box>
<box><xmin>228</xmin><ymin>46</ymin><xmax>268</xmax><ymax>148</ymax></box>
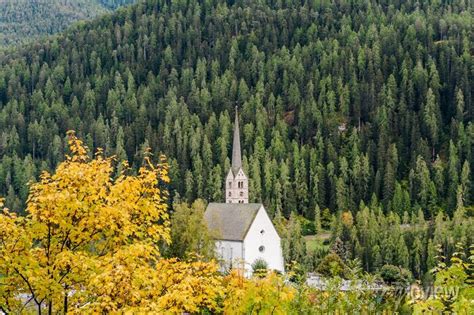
<box><xmin>204</xmin><ymin>203</ymin><xmax>262</xmax><ymax>241</ymax></box>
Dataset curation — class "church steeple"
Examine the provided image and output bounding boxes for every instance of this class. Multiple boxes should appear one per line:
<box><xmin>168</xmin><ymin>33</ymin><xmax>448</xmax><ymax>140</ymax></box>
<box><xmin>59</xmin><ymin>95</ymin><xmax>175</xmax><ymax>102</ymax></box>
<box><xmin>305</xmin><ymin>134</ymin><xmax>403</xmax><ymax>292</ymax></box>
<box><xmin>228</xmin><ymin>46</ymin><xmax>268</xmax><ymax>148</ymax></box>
<box><xmin>231</xmin><ymin>106</ymin><xmax>242</xmax><ymax>175</ymax></box>
<box><xmin>226</xmin><ymin>107</ymin><xmax>248</xmax><ymax>203</ymax></box>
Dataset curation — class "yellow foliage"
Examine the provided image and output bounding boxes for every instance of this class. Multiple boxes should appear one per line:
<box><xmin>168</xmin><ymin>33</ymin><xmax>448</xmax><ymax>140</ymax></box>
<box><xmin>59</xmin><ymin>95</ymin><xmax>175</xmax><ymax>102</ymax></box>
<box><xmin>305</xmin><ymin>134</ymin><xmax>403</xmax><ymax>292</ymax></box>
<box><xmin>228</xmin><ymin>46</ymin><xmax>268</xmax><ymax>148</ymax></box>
<box><xmin>341</xmin><ymin>211</ymin><xmax>353</xmax><ymax>227</ymax></box>
<box><xmin>223</xmin><ymin>270</ymin><xmax>296</xmax><ymax>314</ymax></box>
<box><xmin>411</xmin><ymin>244</ymin><xmax>474</xmax><ymax>314</ymax></box>
<box><xmin>0</xmin><ymin>132</ymin><xmax>222</xmax><ymax>314</ymax></box>
<box><xmin>76</xmin><ymin>252</ymin><xmax>223</xmax><ymax>313</ymax></box>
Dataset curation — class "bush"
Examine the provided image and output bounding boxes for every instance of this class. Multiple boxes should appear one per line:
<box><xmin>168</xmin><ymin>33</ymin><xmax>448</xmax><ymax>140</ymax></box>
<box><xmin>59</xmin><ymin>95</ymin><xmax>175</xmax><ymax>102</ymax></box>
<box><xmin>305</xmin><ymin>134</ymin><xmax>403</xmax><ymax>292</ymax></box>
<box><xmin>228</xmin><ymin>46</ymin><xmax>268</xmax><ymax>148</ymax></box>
<box><xmin>252</xmin><ymin>258</ymin><xmax>268</xmax><ymax>277</ymax></box>
<box><xmin>294</xmin><ymin>215</ymin><xmax>316</xmax><ymax>236</ymax></box>
<box><xmin>301</xmin><ymin>219</ymin><xmax>316</xmax><ymax>235</ymax></box>
<box><xmin>316</xmin><ymin>253</ymin><xmax>348</xmax><ymax>278</ymax></box>
<box><xmin>379</xmin><ymin>264</ymin><xmax>413</xmax><ymax>287</ymax></box>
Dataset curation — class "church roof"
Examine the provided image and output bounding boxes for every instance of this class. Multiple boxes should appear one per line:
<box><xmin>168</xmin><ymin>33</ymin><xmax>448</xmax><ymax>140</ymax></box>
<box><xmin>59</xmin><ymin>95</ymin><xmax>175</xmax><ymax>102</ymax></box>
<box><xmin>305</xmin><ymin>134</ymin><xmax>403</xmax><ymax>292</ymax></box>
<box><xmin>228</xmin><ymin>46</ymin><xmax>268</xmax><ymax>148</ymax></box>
<box><xmin>231</xmin><ymin>107</ymin><xmax>242</xmax><ymax>176</ymax></box>
<box><xmin>204</xmin><ymin>203</ymin><xmax>262</xmax><ymax>241</ymax></box>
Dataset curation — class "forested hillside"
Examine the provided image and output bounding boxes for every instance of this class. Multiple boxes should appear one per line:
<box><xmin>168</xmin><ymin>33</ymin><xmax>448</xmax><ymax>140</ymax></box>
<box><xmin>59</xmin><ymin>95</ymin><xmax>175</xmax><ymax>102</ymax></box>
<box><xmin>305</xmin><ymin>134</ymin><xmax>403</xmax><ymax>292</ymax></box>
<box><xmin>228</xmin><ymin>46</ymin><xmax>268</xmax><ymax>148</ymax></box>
<box><xmin>98</xmin><ymin>0</ymin><xmax>138</xmax><ymax>9</ymax></box>
<box><xmin>0</xmin><ymin>0</ymin><xmax>136</xmax><ymax>46</ymax></box>
<box><xmin>0</xmin><ymin>1</ymin><xmax>473</xmax><ymax>311</ymax></box>
<box><xmin>0</xmin><ymin>0</ymin><xmax>472</xmax><ymax>221</ymax></box>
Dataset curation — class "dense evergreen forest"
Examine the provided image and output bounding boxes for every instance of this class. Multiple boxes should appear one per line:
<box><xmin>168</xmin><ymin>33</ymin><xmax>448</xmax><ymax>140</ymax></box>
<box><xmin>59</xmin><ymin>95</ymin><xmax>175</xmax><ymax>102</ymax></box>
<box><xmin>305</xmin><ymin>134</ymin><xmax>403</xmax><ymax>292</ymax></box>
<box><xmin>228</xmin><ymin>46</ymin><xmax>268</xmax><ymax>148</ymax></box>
<box><xmin>98</xmin><ymin>0</ymin><xmax>139</xmax><ymax>9</ymax></box>
<box><xmin>0</xmin><ymin>0</ymin><xmax>472</xmax><ymax>286</ymax></box>
<box><xmin>0</xmin><ymin>0</ymin><xmax>471</xmax><ymax>213</ymax></box>
<box><xmin>0</xmin><ymin>0</ymin><xmax>136</xmax><ymax>47</ymax></box>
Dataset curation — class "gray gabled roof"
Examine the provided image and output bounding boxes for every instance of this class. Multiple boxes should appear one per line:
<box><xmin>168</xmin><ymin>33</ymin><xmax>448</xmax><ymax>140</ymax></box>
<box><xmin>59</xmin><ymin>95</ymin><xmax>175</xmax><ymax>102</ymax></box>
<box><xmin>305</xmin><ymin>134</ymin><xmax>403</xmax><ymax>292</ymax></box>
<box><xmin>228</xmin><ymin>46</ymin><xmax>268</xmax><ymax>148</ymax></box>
<box><xmin>204</xmin><ymin>203</ymin><xmax>262</xmax><ymax>241</ymax></box>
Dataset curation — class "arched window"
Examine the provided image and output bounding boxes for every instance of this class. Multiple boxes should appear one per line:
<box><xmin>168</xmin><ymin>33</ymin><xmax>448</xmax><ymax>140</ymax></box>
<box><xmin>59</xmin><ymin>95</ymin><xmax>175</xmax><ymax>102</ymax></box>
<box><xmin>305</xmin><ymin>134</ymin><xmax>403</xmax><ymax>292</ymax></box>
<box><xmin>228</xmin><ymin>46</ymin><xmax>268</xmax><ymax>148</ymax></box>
<box><xmin>259</xmin><ymin>246</ymin><xmax>265</xmax><ymax>253</ymax></box>
<box><xmin>240</xmin><ymin>191</ymin><xmax>244</xmax><ymax>197</ymax></box>
<box><xmin>228</xmin><ymin>192</ymin><xmax>231</xmax><ymax>197</ymax></box>
<box><xmin>228</xmin><ymin>181</ymin><xmax>232</xmax><ymax>188</ymax></box>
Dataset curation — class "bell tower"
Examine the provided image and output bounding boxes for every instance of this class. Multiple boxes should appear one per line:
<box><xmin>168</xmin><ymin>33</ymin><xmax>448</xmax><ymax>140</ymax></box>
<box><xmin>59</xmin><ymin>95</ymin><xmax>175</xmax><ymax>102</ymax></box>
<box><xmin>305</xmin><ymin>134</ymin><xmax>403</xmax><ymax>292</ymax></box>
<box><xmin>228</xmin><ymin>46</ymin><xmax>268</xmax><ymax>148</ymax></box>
<box><xmin>225</xmin><ymin>107</ymin><xmax>248</xmax><ymax>203</ymax></box>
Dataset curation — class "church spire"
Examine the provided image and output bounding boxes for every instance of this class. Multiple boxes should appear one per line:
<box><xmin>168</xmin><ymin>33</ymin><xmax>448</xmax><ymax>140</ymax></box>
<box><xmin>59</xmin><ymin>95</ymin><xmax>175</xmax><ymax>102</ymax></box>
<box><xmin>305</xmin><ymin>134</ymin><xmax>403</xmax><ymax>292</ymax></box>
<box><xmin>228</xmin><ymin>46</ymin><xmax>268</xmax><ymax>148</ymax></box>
<box><xmin>231</xmin><ymin>106</ymin><xmax>242</xmax><ymax>175</ymax></box>
<box><xmin>225</xmin><ymin>106</ymin><xmax>248</xmax><ymax>203</ymax></box>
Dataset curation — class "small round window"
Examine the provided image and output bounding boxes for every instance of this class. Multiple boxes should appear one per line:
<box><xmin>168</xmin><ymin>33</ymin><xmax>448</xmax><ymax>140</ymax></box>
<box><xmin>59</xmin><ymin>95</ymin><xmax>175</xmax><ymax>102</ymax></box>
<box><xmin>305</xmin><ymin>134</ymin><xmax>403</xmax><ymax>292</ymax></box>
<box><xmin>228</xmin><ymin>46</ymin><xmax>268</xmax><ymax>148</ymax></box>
<box><xmin>259</xmin><ymin>246</ymin><xmax>265</xmax><ymax>253</ymax></box>
<box><xmin>260</xmin><ymin>229</ymin><xmax>265</xmax><ymax>235</ymax></box>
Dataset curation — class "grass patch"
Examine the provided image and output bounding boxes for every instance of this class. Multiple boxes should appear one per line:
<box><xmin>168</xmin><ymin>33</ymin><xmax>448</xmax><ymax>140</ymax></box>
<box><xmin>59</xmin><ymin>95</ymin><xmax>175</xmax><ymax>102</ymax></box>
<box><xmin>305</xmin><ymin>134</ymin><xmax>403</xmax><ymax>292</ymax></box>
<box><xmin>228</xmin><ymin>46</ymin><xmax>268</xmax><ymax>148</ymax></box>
<box><xmin>305</xmin><ymin>231</ymin><xmax>331</xmax><ymax>253</ymax></box>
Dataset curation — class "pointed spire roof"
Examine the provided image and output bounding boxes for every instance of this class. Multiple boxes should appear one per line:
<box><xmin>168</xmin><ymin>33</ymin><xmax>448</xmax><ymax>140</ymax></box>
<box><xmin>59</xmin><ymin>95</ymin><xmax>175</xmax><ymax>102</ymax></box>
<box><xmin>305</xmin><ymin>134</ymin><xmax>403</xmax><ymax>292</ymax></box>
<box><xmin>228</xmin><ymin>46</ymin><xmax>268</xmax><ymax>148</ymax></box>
<box><xmin>232</xmin><ymin>106</ymin><xmax>242</xmax><ymax>175</ymax></box>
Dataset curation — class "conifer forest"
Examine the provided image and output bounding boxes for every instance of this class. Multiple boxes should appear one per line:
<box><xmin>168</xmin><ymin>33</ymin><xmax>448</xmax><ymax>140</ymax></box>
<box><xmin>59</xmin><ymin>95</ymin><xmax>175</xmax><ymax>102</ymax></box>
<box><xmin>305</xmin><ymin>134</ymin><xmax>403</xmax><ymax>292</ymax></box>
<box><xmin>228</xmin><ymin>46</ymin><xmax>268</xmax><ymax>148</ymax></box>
<box><xmin>0</xmin><ymin>0</ymin><xmax>472</xmax><ymax>313</ymax></box>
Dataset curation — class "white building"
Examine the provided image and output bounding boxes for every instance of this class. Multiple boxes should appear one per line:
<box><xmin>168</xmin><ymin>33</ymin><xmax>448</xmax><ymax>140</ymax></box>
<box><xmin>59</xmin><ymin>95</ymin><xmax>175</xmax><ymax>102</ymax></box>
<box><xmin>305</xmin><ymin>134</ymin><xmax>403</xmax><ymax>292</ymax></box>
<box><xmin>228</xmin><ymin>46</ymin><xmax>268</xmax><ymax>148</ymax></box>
<box><xmin>204</xmin><ymin>108</ymin><xmax>285</xmax><ymax>276</ymax></box>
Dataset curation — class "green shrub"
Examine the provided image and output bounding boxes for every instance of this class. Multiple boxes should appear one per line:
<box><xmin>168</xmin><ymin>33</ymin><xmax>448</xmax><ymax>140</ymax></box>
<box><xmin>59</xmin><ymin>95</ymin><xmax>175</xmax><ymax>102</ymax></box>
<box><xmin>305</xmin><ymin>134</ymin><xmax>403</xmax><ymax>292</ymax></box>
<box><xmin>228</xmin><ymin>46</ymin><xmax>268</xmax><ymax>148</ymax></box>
<box><xmin>316</xmin><ymin>253</ymin><xmax>348</xmax><ymax>278</ymax></box>
<box><xmin>379</xmin><ymin>264</ymin><xmax>413</xmax><ymax>286</ymax></box>
<box><xmin>252</xmin><ymin>258</ymin><xmax>268</xmax><ymax>277</ymax></box>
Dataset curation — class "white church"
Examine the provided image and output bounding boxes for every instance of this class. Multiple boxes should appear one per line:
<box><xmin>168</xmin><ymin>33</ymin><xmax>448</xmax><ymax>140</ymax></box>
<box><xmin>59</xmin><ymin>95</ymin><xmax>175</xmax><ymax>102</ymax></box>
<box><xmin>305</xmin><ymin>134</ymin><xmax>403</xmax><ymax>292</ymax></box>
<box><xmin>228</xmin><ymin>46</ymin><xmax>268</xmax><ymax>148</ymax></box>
<box><xmin>204</xmin><ymin>109</ymin><xmax>285</xmax><ymax>276</ymax></box>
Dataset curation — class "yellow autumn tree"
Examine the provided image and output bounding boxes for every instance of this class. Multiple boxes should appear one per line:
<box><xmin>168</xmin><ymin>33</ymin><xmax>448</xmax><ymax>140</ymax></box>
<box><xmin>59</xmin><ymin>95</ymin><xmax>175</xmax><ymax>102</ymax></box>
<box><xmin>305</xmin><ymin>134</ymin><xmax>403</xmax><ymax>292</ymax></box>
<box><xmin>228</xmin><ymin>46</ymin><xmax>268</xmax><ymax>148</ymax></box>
<box><xmin>222</xmin><ymin>270</ymin><xmax>296</xmax><ymax>314</ymax></box>
<box><xmin>0</xmin><ymin>131</ymin><xmax>223</xmax><ymax>314</ymax></box>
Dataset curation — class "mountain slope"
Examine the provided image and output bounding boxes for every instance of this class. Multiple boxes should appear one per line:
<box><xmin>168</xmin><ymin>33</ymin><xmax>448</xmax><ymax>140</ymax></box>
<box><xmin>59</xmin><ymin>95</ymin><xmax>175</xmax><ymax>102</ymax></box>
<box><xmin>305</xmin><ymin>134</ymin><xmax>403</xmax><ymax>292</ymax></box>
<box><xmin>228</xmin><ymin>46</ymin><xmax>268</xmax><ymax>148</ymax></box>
<box><xmin>0</xmin><ymin>0</ymin><xmax>136</xmax><ymax>46</ymax></box>
<box><xmin>97</xmin><ymin>0</ymin><xmax>137</xmax><ymax>10</ymax></box>
<box><xmin>0</xmin><ymin>0</ymin><xmax>472</xmax><ymax>219</ymax></box>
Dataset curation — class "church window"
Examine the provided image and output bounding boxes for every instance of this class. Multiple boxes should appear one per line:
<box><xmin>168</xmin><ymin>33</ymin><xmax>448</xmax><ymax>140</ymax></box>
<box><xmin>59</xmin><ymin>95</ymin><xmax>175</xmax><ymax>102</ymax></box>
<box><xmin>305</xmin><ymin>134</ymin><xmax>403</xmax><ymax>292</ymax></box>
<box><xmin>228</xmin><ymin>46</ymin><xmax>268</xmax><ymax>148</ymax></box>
<box><xmin>259</xmin><ymin>246</ymin><xmax>265</xmax><ymax>253</ymax></box>
<box><xmin>238</xmin><ymin>181</ymin><xmax>243</xmax><ymax>188</ymax></box>
<box><xmin>228</xmin><ymin>192</ymin><xmax>231</xmax><ymax>197</ymax></box>
<box><xmin>260</xmin><ymin>229</ymin><xmax>265</xmax><ymax>235</ymax></box>
<box><xmin>228</xmin><ymin>182</ymin><xmax>232</xmax><ymax>188</ymax></box>
<box><xmin>240</xmin><ymin>191</ymin><xmax>244</xmax><ymax>197</ymax></box>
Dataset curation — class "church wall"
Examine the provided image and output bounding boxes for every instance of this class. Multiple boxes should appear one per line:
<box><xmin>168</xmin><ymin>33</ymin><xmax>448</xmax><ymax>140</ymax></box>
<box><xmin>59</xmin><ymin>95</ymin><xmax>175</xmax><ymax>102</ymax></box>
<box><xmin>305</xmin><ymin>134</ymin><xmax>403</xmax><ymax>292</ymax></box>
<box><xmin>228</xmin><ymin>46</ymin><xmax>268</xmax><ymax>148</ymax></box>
<box><xmin>215</xmin><ymin>240</ymin><xmax>244</xmax><ymax>272</ymax></box>
<box><xmin>243</xmin><ymin>207</ymin><xmax>285</xmax><ymax>275</ymax></box>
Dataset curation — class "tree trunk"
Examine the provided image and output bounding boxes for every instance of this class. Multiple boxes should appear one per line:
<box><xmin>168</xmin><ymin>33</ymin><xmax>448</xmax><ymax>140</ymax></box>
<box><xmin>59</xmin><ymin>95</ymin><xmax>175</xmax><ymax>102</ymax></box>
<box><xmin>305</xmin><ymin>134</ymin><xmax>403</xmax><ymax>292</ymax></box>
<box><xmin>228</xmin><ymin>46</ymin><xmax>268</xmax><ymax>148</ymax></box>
<box><xmin>64</xmin><ymin>293</ymin><xmax>68</xmax><ymax>314</ymax></box>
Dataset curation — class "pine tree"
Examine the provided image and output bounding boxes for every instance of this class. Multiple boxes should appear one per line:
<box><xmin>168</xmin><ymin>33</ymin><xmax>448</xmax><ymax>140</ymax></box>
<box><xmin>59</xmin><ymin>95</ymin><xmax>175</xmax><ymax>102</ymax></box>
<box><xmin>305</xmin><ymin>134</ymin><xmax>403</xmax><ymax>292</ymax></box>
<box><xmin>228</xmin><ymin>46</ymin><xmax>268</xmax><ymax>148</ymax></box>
<box><xmin>455</xmin><ymin>88</ymin><xmax>465</xmax><ymax>123</ymax></box>
<box><xmin>184</xmin><ymin>170</ymin><xmax>194</xmax><ymax>201</ymax></box>
<box><xmin>208</xmin><ymin>165</ymin><xmax>223</xmax><ymax>202</ymax></box>
<box><xmin>414</xmin><ymin>156</ymin><xmax>432</xmax><ymax>212</ymax></box>
<box><xmin>314</xmin><ymin>205</ymin><xmax>322</xmax><ymax>234</ymax></box>
<box><xmin>282</xmin><ymin>213</ymin><xmax>306</xmax><ymax>264</ymax></box>
<box><xmin>411</xmin><ymin>237</ymin><xmax>423</xmax><ymax>279</ymax></box>
<box><xmin>423</xmin><ymin>88</ymin><xmax>440</xmax><ymax>159</ymax></box>
<box><xmin>460</xmin><ymin>161</ymin><xmax>471</xmax><ymax>205</ymax></box>
<box><xmin>391</xmin><ymin>182</ymin><xmax>405</xmax><ymax>216</ymax></box>
<box><xmin>447</xmin><ymin>141</ymin><xmax>459</xmax><ymax>213</ymax></box>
